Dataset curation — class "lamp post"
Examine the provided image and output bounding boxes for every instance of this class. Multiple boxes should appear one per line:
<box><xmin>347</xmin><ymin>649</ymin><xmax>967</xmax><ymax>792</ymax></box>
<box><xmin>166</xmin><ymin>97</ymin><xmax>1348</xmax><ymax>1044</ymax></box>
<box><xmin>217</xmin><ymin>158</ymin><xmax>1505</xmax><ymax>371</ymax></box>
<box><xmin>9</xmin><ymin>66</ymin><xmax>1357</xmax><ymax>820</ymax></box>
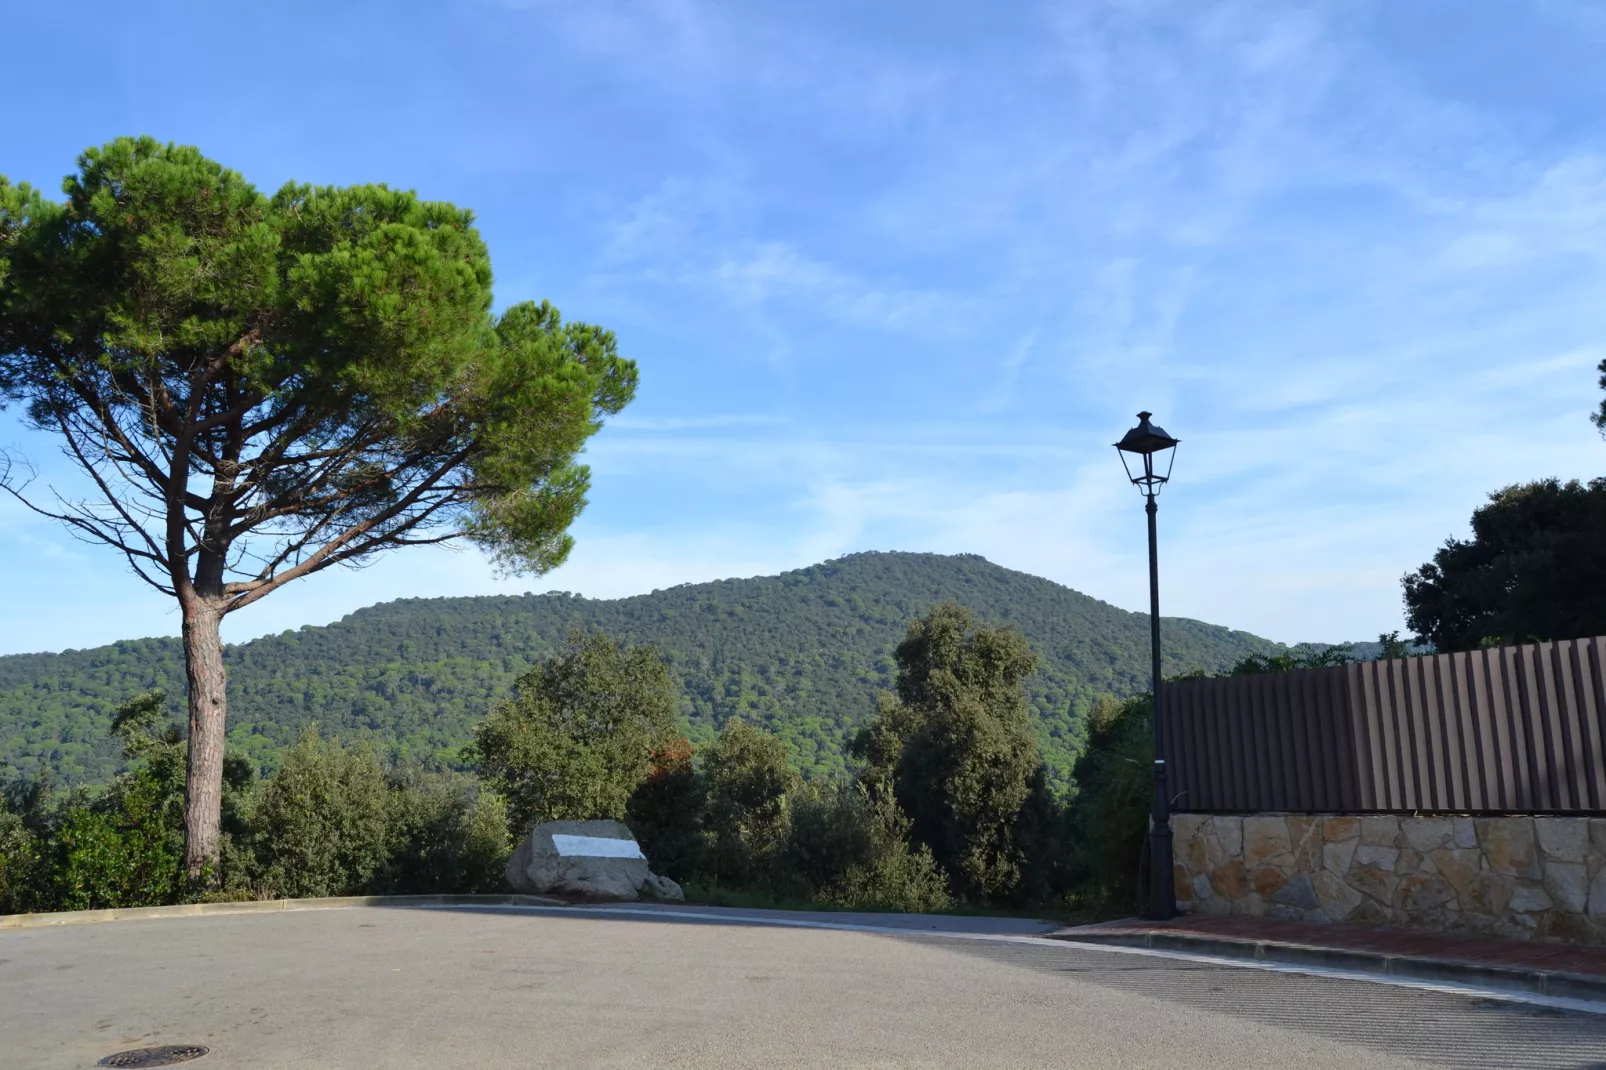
<box><xmin>1115</xmin><ymin>411</ymin><xmax>1180</xmax><ymax>922</ymax></box>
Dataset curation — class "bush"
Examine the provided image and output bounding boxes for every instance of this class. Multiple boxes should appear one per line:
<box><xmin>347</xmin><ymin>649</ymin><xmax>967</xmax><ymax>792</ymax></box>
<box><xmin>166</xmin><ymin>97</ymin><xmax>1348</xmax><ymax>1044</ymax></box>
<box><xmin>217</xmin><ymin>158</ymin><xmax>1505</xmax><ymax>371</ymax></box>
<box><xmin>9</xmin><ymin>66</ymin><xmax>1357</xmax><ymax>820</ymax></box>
<box><xmin>473</xmin><ymin>631</ymin><xmax>679</xmax><ymax>834</ymax></box>
<box><xmin>374</xmin><ymin>768</ymin><xmax>510</xmax><ymax>895</ymax></box>
<box><xmin>43</xmin><ymin>802</ymin><xmax>182</xmax><ymax>911</ymax></box>
<box><xmin>3</xmin><ymin>702</ymin><xmax>518</xmax><ymax>914</ymax></box>
<box><xmin>787</xmin><ymin>781</ymin><xmax>950</xmax><ymax>913</ymax></box>
<box><xmin>626</xmin><ymin>736</ymin><xmax>706</xmax><ymax>883</ymax></box>
<box><xmin>1064</xmin><ymin>695</ymin><xmax>1152</xmax><ymax>912</ymax></box>
<box><xmin>0</xmin><ymin>773</ymin><xmax>54</xmax><ymax>914</ymax></box>
<box><xmin>700</xmin><ymin>719</ymin><xmax>799</xmax><ymax>890</ymax></box>
<box><xmin>250</xmin><ymin>729</ymin><xmax>392</xmax><ymax>899</ymax></box>
<box><xmin>0</xmin><ymin>691</ymin><xmax>254</xmax><ymax>912</ymax></box>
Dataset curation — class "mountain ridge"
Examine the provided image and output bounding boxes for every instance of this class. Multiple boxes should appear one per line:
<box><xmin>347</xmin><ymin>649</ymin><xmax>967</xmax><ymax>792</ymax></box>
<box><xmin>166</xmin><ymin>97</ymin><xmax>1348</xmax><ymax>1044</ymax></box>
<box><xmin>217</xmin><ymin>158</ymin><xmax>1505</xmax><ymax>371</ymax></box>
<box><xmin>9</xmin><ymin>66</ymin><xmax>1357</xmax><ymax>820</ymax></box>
<box><xmin>0</xmin><ymin>551</ymin><xmax>1286</xmax><ymax>790</ymax></box>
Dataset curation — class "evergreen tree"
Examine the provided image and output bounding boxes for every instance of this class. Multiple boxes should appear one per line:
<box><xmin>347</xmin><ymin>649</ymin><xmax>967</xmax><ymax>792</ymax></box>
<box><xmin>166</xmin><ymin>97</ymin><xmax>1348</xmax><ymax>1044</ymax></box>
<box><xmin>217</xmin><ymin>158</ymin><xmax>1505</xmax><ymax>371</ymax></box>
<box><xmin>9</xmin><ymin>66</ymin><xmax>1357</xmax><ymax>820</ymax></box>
<box><xmin>1403</xmin><ymin>478</ymin><xmax>1606</xmax><ymax>651</ymax></box>
<box><xmin>854</xmin><ymin>602</ymin><xmax>1043</xmax><ymax>903</ymax></box>
<box><xmin>700</xmin><ymin>719</ymin><xmax>799</xmax><ymax>889</ymax></box>
<box><xmin>0</xmin><ymin>139</ymin><xmax>635</xmax><ymax>877</ymax></box>
<box><xmin>473</xmin><ymin>632</ymin><xmax>678</xmax><ymax>833</ymax></box>
<box><xmin>625</xmin><ymin>735</ymin><xmax>705</xmax><ymax>883</ymax></box>
<box><xmin>250</xmin><ymin>730</ymin><xmax>392</xmax><ymax>899</ymax></box>
<box><xmin>1063</xmin><ymin>695</ymin><xmax>1152</xmax><ymax>911</ymax></box>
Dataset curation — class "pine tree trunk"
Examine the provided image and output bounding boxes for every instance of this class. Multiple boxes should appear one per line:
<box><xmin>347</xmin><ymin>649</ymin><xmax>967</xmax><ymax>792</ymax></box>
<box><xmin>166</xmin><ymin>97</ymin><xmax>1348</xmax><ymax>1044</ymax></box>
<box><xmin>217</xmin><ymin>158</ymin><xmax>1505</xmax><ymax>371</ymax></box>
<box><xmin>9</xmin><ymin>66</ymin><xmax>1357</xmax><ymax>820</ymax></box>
<box><xmin>182</xmin><ymin>599</ymin><xmax>229</xmax><ymax>882</ymax></box>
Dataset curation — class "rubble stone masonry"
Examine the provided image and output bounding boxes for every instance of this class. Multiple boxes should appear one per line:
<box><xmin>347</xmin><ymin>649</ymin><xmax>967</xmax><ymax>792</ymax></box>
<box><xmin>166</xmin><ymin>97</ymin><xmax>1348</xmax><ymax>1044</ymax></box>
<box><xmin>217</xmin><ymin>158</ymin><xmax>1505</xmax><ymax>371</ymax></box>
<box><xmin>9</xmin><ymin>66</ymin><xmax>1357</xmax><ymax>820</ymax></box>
<box><xmin>1171</xmin><ymin>813</ymin><xmax>1606</xmax><ymax>945</ymax></box>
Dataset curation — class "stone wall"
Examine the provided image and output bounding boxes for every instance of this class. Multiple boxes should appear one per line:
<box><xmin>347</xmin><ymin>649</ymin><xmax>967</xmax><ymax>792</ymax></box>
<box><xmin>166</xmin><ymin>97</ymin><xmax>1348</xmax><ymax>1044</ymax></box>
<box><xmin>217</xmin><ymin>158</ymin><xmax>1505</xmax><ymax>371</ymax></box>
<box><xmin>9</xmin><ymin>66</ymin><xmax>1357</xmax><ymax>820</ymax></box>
<box><xmin>1172</xmin><ymin>813</ymin><xmax>1606</xmax><ymax>945</ymax></box>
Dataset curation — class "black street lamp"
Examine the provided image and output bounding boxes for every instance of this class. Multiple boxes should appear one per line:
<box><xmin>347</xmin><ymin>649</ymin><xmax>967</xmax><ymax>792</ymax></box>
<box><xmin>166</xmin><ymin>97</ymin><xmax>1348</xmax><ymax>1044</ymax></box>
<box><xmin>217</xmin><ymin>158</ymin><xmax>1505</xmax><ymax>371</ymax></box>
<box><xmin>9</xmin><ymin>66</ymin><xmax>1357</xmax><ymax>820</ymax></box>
<box><xmin>1115</xmin><ymin>411</ymin><xmax>1180</xmax><ymax>922</ymax></box>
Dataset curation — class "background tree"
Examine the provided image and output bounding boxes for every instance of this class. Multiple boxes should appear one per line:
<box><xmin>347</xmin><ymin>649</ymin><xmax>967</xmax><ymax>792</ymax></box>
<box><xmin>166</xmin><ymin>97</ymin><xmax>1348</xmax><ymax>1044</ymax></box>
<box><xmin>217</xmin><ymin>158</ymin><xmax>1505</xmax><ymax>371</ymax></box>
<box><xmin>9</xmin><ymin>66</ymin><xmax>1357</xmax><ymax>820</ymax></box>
<box><xmin>853</xmin><ymin>602</ymin><xmax>1043</xmax><ymax>903</ymax></box>
<box><xmin>1374</xmin><ymin>631</ymin><xmax>1412</xmax><ymax>661</ymax></box>
<box><xmin>699</xmin><ymin>719</ymin><xmax>799</xmax><ymax>889</ymax></box>
<box><xmin>1063</xmin><ymin>694</ymin><xmax>1152</xmax><ymax>911</ymax></box>
<box><xmin>0</xmin><ymin>551</ymin><xmax>1289</xmax><ymax>791</ymax></box>
<box><xmin>625</xmin><ymin>734</ymin><xmax>706</xmax><ymax>882</ymax></box>
<box><xmin>1223</xmin><ymin>643</ymin><xmax>1355</xmax><ymax>675</ymax></box>
<box><xmin>250</xmin><ymin>729</ymin><xmax>392</xmax><ymax>900</ymax></box>
<box><xmin>0</xmin><ymin>139</ymin><xmax>636</xmax><ymax>877</ymax></box>
<box><xmin>0</xmin><ymin>690</ymin><xmax>252</xmax><ymax>911</ymax></box>
<box><xmin>1596</xmin><ymin>355</ymin><xmax>1605</xmax><ymax>436</ymax></box>
<box><xmin>473</xmin><ymin>632</ymin><xmax>679</xmax><ymax>833</ymax></box>
<box><xmin>784</xmin><ymin>781</ymin><xmax>951</xmax><ymax>913</ymax></box>
<box><xmin>1402</xmin><ymin>478</ymin><xmax>1606</xmax><ymax>651</ymax></box>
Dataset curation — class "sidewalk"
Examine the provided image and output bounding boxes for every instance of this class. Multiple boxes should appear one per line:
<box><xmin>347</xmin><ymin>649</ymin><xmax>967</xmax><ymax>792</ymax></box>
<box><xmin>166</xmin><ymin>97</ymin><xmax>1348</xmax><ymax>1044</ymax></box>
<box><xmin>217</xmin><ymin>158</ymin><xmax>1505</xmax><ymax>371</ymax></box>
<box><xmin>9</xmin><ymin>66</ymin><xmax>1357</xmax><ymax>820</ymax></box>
<box><xmin>1050</xmin><ymin>914</ymin><xmax>1606</xmax><ymax>1004</ymax></box>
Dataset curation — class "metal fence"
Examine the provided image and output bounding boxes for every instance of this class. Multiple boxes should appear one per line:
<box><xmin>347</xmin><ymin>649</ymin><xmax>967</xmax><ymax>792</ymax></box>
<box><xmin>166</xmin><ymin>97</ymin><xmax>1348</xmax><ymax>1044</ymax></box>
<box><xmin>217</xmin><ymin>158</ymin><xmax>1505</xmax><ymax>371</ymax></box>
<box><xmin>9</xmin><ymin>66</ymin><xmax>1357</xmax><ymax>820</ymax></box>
<box><xmin>1162</xmin><ymin>636</ymin><xmax>1606</xmax><ymax>815</ymax></box>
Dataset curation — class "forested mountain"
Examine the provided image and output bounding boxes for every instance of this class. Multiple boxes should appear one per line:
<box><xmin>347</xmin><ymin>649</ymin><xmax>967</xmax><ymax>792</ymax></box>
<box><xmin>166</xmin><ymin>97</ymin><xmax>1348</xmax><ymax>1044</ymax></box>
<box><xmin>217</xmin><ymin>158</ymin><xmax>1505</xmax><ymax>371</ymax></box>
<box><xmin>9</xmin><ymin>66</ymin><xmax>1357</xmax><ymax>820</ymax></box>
<box><xmin>0</xmin><ymin>552</ymin><xmax>1283</xmax><ymax>791</ymax></box>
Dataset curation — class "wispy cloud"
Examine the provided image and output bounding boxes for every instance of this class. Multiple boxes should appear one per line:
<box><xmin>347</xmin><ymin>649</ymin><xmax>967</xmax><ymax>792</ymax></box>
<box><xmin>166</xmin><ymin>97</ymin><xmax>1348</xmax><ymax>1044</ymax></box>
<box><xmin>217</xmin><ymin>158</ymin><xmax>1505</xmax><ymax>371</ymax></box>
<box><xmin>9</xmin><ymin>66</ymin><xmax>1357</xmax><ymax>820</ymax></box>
<box><xmin>1</xmin><ymin>0</ymin><xmax>1602</xmax><ymax>653</ymax></box>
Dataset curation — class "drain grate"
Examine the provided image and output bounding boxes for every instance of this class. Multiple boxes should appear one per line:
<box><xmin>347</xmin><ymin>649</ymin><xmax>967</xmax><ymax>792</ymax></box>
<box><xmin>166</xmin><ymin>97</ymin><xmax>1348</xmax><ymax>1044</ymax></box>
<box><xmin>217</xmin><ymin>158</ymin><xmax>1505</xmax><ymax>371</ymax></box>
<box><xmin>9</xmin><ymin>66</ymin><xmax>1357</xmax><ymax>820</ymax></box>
<box><xmin>98</xmin><ymin>1045</ymin><xmax>210</xmax><ymax>1067</ymax></box>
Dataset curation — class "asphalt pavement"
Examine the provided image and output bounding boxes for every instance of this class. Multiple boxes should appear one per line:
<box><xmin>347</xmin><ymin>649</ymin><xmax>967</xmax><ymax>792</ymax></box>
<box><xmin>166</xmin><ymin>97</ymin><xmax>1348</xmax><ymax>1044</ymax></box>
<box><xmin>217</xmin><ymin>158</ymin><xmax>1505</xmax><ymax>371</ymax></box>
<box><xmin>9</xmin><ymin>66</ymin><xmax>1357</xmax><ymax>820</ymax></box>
<box><xmin>4</xmin><ymin>903</ymin><xmax>1605</xmax><ymax>1069</ymax></box>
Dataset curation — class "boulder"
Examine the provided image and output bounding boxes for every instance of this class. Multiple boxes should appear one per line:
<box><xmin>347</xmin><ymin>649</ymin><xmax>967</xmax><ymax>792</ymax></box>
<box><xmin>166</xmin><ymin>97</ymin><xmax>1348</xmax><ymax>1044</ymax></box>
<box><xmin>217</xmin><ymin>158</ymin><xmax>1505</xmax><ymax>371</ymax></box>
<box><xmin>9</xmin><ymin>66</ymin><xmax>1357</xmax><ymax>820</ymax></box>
<box><xmin>505</xmin><ymin>819</ymin><xmax>684</xmax><ymax>902</ymax></box>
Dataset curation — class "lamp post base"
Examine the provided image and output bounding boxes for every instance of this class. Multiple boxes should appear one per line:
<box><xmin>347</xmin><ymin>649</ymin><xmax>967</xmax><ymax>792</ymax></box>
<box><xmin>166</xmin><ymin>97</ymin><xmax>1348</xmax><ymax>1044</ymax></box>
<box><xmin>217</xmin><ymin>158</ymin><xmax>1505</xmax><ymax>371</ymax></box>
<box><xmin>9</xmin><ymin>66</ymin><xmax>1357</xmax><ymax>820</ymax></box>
<box><xmin>1146</xmin><ymin>820</ymin><xmax>1177</xmax><ymax>921</ymax></box>
<box><xmin>1146</xmin><ymin>759</ymin><xmax>1177</xmax><ymax>921</ymax></box>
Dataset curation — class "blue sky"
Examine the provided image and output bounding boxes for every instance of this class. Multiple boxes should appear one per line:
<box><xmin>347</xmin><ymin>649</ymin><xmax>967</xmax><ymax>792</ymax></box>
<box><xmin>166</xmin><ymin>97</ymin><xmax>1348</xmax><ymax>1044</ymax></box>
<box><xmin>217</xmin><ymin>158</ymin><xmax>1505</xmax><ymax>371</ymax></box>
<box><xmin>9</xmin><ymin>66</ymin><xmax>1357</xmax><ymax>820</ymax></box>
<box><xmin>3</xmin><ymin>0</ymin><xmax>1604</xmax><ymax>655</ymax></box>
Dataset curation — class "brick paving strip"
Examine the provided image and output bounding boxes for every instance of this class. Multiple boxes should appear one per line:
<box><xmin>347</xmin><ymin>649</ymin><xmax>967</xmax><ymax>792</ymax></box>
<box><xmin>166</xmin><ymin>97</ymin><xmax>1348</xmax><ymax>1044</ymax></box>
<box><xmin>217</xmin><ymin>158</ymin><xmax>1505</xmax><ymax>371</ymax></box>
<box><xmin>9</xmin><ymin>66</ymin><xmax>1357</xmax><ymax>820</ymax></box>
<box><xmin>1050</xmin><ymin>914</ymin><xmax>1606</xmax><ymax>1003</ymax></box>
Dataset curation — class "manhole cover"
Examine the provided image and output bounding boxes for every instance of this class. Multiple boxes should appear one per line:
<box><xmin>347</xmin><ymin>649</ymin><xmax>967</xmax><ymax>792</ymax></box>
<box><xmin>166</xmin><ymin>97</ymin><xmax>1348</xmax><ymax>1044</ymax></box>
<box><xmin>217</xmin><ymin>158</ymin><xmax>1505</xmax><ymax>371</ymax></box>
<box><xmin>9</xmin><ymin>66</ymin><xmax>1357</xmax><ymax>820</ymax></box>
<box><xmin>97</xmin><ymin>1046</ymin><xmax>209</xmax><ymax>1067</ymax></box>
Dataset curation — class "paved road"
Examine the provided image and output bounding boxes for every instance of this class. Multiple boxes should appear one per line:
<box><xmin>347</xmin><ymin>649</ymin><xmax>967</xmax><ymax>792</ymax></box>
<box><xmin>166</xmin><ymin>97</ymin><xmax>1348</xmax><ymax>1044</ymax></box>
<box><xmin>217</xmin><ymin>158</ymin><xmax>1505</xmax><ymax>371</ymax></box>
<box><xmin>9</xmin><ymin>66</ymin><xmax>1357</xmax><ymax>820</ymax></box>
<box><xmin>4</xmin><ymin>904</ymin><xmax>1605</xmax><ymax>1069</ymax></box>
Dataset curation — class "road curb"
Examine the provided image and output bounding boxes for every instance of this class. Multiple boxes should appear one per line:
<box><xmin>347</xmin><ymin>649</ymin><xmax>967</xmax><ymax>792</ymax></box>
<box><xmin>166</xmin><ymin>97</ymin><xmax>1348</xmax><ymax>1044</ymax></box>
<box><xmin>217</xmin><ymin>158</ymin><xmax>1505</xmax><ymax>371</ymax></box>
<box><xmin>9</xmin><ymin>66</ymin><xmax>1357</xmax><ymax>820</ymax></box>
<box><xmin>1047</xmin><ymin>927</ymin><xmax>1606</xmax><ymax>1004</ymax></box>
<box><xmin>0</xmin><ymin>893</ymin><xmax>570</xmax><ymax>931</ymax></box>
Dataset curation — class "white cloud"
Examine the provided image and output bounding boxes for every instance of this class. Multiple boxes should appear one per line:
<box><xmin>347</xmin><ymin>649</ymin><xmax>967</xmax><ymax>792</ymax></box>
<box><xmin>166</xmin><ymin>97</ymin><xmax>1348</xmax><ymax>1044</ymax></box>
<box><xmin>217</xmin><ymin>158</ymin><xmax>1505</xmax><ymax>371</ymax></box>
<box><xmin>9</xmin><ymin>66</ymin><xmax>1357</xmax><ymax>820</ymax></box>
<box><xmin>1437</xmin><ymin>156</ymin><xmax>1606</xmax><ymax>271</ymax></box>
<box><xmin>5</xmin><ymin>0</ymin><xmax>1605</xmax><ymax>657</ymax></box>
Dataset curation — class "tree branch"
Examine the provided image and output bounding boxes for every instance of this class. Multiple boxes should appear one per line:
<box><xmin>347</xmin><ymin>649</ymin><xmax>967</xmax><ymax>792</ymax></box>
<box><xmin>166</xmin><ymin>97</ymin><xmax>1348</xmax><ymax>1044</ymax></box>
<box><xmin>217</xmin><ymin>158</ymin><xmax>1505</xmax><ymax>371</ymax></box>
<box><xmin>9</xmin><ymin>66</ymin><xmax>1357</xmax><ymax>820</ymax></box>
<box><xmin>222</xmin><ymin>446</ymin><xmax>475</xmax><ymax>613</ymax></box>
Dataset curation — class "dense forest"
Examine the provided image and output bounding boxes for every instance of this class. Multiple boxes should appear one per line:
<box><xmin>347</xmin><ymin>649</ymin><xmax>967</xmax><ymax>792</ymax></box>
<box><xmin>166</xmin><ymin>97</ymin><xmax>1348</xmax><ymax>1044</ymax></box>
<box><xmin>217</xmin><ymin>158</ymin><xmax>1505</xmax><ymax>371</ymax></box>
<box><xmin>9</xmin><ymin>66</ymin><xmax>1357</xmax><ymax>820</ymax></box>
<box><xmin>0</xmin><ymin>552</ymin><xmax>1285</xmax><ymax>792</ymax></box>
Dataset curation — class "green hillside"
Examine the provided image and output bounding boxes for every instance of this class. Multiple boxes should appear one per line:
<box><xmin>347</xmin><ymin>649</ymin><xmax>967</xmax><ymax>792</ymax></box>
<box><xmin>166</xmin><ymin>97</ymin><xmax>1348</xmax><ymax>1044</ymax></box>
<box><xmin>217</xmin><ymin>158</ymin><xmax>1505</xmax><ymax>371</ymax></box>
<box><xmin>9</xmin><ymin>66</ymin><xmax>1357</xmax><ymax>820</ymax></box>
<box><xmin>0</xmin><ymin>551</ymin><xmax>1282</xmax><ymax>791</ymax></box>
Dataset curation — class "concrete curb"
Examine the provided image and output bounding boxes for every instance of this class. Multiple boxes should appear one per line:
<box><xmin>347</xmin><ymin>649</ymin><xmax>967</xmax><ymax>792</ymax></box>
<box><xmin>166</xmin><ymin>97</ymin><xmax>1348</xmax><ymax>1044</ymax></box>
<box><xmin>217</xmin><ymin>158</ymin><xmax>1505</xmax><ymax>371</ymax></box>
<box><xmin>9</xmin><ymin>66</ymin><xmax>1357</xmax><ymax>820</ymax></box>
<box><xmin>0</xmin><ymin>893</ymin><xmax>570</xmax><ymax>931</ymax></box>
<box><xmin>1048</xmin><ymin>927</ymin><xmax>1606</xmax><ymax>1004</ymax></box>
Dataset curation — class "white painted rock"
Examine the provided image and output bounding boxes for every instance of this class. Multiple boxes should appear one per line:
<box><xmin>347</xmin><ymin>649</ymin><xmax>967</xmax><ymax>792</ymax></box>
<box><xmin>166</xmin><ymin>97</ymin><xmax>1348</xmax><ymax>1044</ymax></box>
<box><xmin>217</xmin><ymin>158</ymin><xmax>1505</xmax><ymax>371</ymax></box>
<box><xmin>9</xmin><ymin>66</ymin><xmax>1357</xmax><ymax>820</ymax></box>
<box><xmin>505</xmin><ymin>819</ymin><xmax>684</xmax><ymax>901</ymax></box>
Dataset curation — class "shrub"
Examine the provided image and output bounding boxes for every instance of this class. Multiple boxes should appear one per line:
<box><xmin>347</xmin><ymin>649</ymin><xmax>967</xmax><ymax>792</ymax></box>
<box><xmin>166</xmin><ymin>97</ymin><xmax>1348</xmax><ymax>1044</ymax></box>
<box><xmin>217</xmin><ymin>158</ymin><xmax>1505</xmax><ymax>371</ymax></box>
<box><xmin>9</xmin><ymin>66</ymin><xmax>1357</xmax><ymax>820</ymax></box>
<box><xmin>5</xmin><ymin>702</ymin><xmax>514</xmax><ymax>913</ymax></box>
<box><xmin>250</xmin><ymin>729</ymin><xmax>392</xmax><ymax>899</ymax></box>
<box><xmin>626</xmin><ymin>735</ymin><xmax>706</xmax><ymax>882</ymax></box>
<box><xmin>1064</xmin><ymin>695</ymin><xmax>1152</xmax><ymax>911</ymax></box>
<box><xmin>787</xmin><ymin>781</ymin><xmax>951</xmax><ymax>913</ymax></box>
<box><xmin>700</xmin><ymin>719</ymin><xmax>799</xmax><ymax>890</ymax></box>
<box><xmin>374</xmin><ymin>768</ymin><xmax>510</xmax><ymax>895</ymax></box>
<box><xmin>0</xmin><ymin>691</ymin><xmax>253</xmax><ymax>912</ymax></box>
<box><xmin>0</xmin><ymin>803</ymin><xmax>42</xmax><ymax>914</ymax></box>
<box><xmin>473</xmin><ymin>631</ymin><xmax>679</xmax><ymax>834</ymax></box>
<box><xmin>44</xmin><ymin>799</ymin><xmax>183</xmax><ymax>911</ymax></box>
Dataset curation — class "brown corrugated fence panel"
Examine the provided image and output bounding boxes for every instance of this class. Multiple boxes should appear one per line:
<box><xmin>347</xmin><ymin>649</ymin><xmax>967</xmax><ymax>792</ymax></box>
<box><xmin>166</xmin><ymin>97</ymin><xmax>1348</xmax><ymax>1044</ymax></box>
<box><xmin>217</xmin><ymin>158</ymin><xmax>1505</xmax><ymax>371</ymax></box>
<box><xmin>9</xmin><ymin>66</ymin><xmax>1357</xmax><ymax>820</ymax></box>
<box><xmin>1250</xmin><ymin>675</ymin><xmax>1273</xmax><ymax>810</ymax></box>
<box><xmin>1579</xmin><ymin>638</ymin><xmax>1606</xmax><ymax>810</ymax></box>
<box><xmin>1171</xmin><ymin>682</ymin><xmax>1197</xmax><ymax>812</ymax></box>
<box><xmin>1553</xmin><ymin>642</ymin><xmax>1583</xmax><ymax>811</ymax></box>
<box><xmin>1465</xmin><ymin>648</ymin><xmax>1499</xmax><ymax>809</ymax></box>
<box><xmin>1334</xmin><ymin>668</ymin><xmax>1361</xmax><ymax>811</ymax></box>
<box><xmin>1516</xmin><ymin>644</ymin><xmax>1549</xmax><ymax>810</ymax></box>
<box><xmin>1207</xmin><ymin>682</ymin><xmax>1225</xmax><ymax>807</ymax></box>
<box><xmin>1353</xmin><ymin>661</ymin><xmax>1386</xmax><ymax>810</ymax></box>
<box><xmin>1416</xmin><ymin>655</ymin><xmax>1441</xmax><ymax>809</ymax></box>
<box><xmin>1227</xmin><ymin>675</ymin><xmax>1251</xmax><ymax>810</ymax></box>
<box><xmin>1160</xmin><ymin>635</ymin><xmax>1606</xmax><ymax>814</ymax></box>
<box><xmin>1449</xmin><ymin>653</ymin><xmax>1471</xmax><ymax>808</ymax></box>
<box><xmin>1486</xmin><ymin>646</ymin><xmax>1520</xmax><ymax>810</ymax></box>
